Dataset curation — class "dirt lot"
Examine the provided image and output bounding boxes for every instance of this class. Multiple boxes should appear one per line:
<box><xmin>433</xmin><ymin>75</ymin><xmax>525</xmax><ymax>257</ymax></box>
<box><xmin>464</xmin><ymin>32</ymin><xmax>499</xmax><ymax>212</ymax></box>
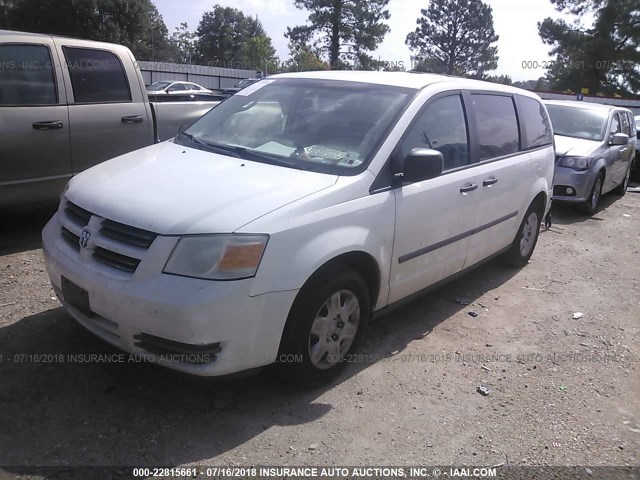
<box><xmin>0</xmin><ymin>188</ymin><xmax>639</xmax><ymax>475</ymax></box>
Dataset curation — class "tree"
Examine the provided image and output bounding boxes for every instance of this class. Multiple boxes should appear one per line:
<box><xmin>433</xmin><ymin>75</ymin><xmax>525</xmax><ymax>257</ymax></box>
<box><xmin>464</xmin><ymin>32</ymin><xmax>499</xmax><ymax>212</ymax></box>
<box><xmin>485</xmin><ymin>74</ymin><xmax>512</xmax><ymax>85</ymax></box>
<box><xmin>171</xmin><ymin>22</ymin><xmax>197</xmax><ymax>64</ymax></box>
<box><xmin>538</xmin><ymin>0</ymin><xmax>640</xmax><ymax>96</ymax></box>
<box><xmin>0</xmin><ymin>0</ymin><xmax>176</xmax><ymax>61</ymax></box>
<box><xmin>286</xmin><ymin>0</ymin><xmax>391</xmax><ymax>69</ymax></box>
<box><xmin>512</xmin><ymin>78</ymin><xmax>550</xmax><ymax>91</ymax></box>
<box><xmin>240</xmin><ymin>35</ymin><xmax>277</xmax><ymax>73</ymax></box>
<box><xmin>283</xmin><ymin>40</ymin><xmax>329</xmax><ymax>72</ymax></box>
<box><xmin>406</xmin><ymin>0</ymin><xmax>499</xmax><ymax>78</ymax></box>
<box><xmin>195</xmin><ymin>5</ymin><xmax>274</xmax><ymax>69</ymax></box>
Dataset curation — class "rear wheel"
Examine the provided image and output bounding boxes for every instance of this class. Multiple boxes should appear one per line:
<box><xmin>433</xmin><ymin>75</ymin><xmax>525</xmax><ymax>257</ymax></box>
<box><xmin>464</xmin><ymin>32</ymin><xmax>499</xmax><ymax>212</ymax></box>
<box><xmin>583</xmin><ymin>173</ymin><xmax>604</xmax><ymax>215</ymax></box>
<box><xmin>277</xmin><ymin>265</ymin><xmax>370</xmax><ymax>388</ymax></box>
<box><xmin>502</xmin><ymin>201</ymin><xmax>542</xmax><ymax>267</ymax></box>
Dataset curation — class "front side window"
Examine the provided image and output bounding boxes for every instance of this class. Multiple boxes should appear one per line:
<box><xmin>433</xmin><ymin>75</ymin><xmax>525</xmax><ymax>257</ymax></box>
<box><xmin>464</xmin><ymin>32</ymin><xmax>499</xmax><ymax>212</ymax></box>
<box><xmin>63</xmin><ymin>47</ymin><xmax>131</xmax><ymax>103</ymax></box>
<box><xmin>178</xmin><ymin>79</ymin><xmax>414</xmax><ymax>174</ymax></box>
<box><xmin>472</xmin><ymin>94</ymin><xmax>520</xmax><ymax>160</ymax></box>
<box><xmin>398</xmin><ymin>94</ymin><xmax>469</xmax><ymax>171</ymax></box>
<box><xmin>168</xmin><ymin>83</ymin><xmax>188</xmax><ymax>91</ymax></box>
<box><xmin>147</xmin><ymin>81</ymin><xmax>170</xmax><ymax>91</ymax></box>
<box><xmin>517</xmin><ymin>96</ymin><xmax>553</xmax><ymax>149</ymax></box>
<box><xmin>0</xmin><ymin>44</ymin><xmax>57</xmax><ymax>105</ymax></box>
<box><xmin>619</xmin><ymin>112</ymin><xmax>631</xmax><ymax>136</ymax></box>
<box><xmin>610</xmin><ymin>114</ymin><xmax>621</xmax><ymax>135</ymax></box>
<box><xmin>545</xmin><ymin>104</ymin><xmax>608</xmax><ymax>141</ymax></box>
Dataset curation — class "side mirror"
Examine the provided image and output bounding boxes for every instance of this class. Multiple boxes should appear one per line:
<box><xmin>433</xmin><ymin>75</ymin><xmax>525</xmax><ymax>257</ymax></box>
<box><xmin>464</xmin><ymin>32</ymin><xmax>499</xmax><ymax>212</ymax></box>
<box><xmin>610</xmin><ymin>133</ymin><xmax>629</xmax><ymax>146</ymax></box>
<box><xmin>394</xmin><ymin>148</ymin><xmax>444</xmax><ymax>184</ymax></box>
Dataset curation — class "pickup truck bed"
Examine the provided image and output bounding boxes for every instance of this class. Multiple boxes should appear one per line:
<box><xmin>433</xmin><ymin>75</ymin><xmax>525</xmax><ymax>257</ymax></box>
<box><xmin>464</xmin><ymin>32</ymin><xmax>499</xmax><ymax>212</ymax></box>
<box><xmin>0</xmin><ymin>30</ymin><xmax>219</xmax><ymax>209</ymax></box>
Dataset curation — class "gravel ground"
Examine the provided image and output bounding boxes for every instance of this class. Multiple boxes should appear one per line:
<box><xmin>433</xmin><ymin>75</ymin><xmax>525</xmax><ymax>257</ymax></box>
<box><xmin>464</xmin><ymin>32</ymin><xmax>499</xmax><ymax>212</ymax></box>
<box><xmin>0</xmin><ymin>188</ymin><xmax>638</xmax><ymax>476</ymax></box>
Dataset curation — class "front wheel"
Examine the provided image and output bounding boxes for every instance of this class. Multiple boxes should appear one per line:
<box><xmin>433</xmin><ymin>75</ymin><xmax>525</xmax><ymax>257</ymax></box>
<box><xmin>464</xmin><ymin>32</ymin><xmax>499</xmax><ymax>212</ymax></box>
<box><xmin>583</xmin><ymin>174</ymin><xmax>604</xmax><ymax>215</ymax></box>
<box><xmin>613</xmin><ymin>165</ymin><xmax>631</xmax><ymax>196</ymax></box>
<box><xmin>277</xmin><ymin>265</ymin><xmax>370</xmax><ymax>388</ymax></box>
<box><xmin>502</xmin><ymin>202</ymin><xmax>542</xmax><ymax>267</ymax></box>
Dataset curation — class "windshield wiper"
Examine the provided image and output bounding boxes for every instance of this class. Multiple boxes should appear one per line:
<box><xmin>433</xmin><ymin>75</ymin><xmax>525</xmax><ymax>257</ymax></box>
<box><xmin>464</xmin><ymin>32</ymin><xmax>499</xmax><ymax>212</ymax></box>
<box><xmin>179</xmin><ymin>133</ymin><xmax>242</xmax><ymax>158</ymax></box>
<box><xmin>230</xmin><ymin>146</ymin><xmax>300</xmax><ymax>169</ymax></box>
<box><xmin>179</xmin><ymin>133</ymin><xmax>300</xmax><ymax>168</ymax></box>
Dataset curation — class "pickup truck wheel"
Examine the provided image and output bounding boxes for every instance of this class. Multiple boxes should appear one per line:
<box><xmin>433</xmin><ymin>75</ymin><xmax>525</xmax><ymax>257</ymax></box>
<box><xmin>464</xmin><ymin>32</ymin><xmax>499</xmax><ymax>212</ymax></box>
<box><xmin>501</xmin><ymin>202</ymin><xmax>542</xmax><ymax>267</ymax></box>
<box><xmin>613</xmin><ymin>166</ymin><xmax>630</xmax><ymax>196</ymax></box>
<box><xmin>583</xmin><ymin>173</ymin><xmax>604</xmax><ymax>215</ymax></box>
<box><xmin>277</xmin><ymin>265</ymin><xmax>369</xmax><ymax>388</ymax></box>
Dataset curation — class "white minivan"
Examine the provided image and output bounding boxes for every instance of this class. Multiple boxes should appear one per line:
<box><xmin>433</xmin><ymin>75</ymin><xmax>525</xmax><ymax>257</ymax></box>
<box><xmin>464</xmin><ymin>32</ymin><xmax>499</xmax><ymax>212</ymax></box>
<box><xmin>42</xmin><ymin>71</ymin><xmax>554</xmax><ymax>386</ymax></box>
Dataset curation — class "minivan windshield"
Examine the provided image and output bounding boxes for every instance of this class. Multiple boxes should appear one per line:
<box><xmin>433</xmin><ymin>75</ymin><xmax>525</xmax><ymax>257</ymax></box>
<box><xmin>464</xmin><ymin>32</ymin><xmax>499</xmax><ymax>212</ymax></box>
<box><xmin>176</xmin><ymin>78</ymin><xmax>415</xmax><ymax>174</ymax></box>
<box><xmin>235</xmin><ymin>79</ymin><xmax>258</xmax><ymax>88</ymax></box>
<box><xmin>546</xmin><ymin>104</ymin><xmax>608</xmax><ymax>141</ymax></box>
<box><xmin>147</xmin><ymin>81</ymin><xmax>171</xmax><ymax>91</ymax></box>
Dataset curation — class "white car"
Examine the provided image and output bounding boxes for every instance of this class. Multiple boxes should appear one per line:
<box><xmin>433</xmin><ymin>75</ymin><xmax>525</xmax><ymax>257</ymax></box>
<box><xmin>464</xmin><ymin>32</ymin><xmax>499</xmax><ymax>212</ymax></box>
<box><xmin>146</xmin><ymin>81</ymin><xmax>214</xmax><ymax>95</ymax></box>
<box><xmin>42</xmin><ymin>71</ymin><xmax>554</xmax><ymax>387</ymax></box>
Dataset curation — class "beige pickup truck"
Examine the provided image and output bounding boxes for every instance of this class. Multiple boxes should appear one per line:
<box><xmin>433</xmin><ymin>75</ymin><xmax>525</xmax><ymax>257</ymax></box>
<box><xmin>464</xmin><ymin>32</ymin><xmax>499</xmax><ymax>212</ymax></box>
<box><xmin>0</xmin><ymin>30</ymin><xmax>220</xmax><ymax>209</ymax></box>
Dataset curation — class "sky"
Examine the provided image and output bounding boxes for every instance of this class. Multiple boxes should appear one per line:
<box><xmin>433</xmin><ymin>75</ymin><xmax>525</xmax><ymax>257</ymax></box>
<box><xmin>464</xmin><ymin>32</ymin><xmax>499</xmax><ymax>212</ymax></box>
<box><xmin>153</xmin><ymin>0</ymin><xmax>582</xmax><ymax>82</ymax></box>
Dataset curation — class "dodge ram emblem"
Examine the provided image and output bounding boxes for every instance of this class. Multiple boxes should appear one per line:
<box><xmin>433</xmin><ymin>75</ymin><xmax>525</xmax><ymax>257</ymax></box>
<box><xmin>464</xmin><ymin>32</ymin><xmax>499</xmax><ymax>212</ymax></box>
<box><xmin>79</xmin><ymin>228</ymin><xmax>92</xmax><ymax>249</ymax></box>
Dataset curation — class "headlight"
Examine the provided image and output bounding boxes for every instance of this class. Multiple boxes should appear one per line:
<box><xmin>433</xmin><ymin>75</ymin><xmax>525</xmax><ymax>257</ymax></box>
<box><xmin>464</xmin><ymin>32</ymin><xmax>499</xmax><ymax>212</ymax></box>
<box><xmin>164</xmin><ymin>234</ymin><xmax>268</xmax><ymax>280</ymax></box>
<box><xmin>558</xmin><ymin>156</ymin><xmax>591</xmax><ymax>170</ymax></box>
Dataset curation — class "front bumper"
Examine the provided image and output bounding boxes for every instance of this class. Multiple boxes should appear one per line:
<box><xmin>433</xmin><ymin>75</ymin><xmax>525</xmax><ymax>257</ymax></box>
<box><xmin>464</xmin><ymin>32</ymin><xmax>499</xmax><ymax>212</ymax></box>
<box><xmin>42</xmin><ymin>212</ymin><xmax>298</xmax><ymax>376</ymax></box>
<box><xmin>552</xmin><ymin>166</ymin><xmax>596</xmax><ymax>203</ymax></box>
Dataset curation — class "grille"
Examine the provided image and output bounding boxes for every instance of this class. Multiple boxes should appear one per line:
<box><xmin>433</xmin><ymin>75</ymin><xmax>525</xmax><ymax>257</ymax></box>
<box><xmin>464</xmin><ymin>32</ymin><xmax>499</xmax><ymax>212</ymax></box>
<box><xmin>64</xmin><ymin>201</ymin><xmax>92</xmax><ymax>227</ymax></box>
<box><xmin>100</xmin><ymin>219</ymin><xmax>157</xmax><ymax>248</ymax></box>
<box><xmin>61</xmin><ymin>227</ymin><xmax>80</xmax><ymax>251</ymax></box>
<box><xmin>59</xmin><ymin>198</ymin><xmax>157</xmax><ymax>275</ymax></box>
<box><xmin>133</xmin><ymin>332</ymin><xmax>221</xmax><ymax>364</ymax></box>
<box><xmin>92</xmin><ymin>246</ymin><xmax>141</xmax><ymax>273</ymax></box>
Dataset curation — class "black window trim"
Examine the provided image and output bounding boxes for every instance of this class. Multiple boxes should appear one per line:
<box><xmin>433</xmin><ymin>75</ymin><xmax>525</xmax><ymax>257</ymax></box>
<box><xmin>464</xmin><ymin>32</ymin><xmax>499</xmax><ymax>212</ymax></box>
<box><xmin>514</xmin><ymin>94</ymin><xmax>554</xmax><ymax>151</ymax></box>
<box><xmin>467</xmin><ymin>90</ymin><xmax>522</xmax><ymax>161</ymax></box>
<box><xmin>369</xmin><ymin>89</ymin><xmax>472</xmax><ymax>194</ymax></box>
<box><xmin>0</xmin><ymin>42</ymin><xmax>60</xmax><ymax>107</ymax></box>
<box><xmin>369</xmin><ymin>89</ymin><xmax>555</xmax><ymax>195</ymax></box>
<box><xmin>618</xmin><ymin>109</ymin><xmax>631</xmax><ymax>137</ymax></box>
<box><xmin>61</xmin><ymin>45</ymin><xmax>133</xmax><ymax>105</ymax></box>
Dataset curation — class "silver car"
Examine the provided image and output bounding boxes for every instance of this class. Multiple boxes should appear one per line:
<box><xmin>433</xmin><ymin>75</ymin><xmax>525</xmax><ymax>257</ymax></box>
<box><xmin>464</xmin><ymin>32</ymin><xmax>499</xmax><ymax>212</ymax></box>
<box><xmin>146</xmin><ymin>81</ymin><xmax>214</xmax><ymax>95</ymax></box>
<box><xmin>545</xmin><ymin>100</ymin><xmax>637</xmax><ymax>214</ymax></box>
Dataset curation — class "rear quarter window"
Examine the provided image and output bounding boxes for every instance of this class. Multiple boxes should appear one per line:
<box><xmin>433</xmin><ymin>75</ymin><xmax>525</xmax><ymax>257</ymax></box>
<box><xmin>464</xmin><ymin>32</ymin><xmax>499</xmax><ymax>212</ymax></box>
<box><xmin>63</xmin><ymin>46</ymin><xmax>131</xmax><ymax>103</ymax></box>
<box><xmin>516</xmin><ymin>96</ymin><xmax>553</xmax><ymax>149</ymax></box>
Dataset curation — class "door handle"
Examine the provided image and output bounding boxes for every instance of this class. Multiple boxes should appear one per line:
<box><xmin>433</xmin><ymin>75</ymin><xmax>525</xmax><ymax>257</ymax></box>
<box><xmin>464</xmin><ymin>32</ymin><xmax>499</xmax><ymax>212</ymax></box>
<box><xmin>460</xmin><ymin>182</ymin><xmax>478</xmax><ymax>194</ymax></box>
<box><xmin>483</xmin><ymin>176</ymin><xmax>498</xmax><ymax>186</ymax></box>
<box><xmin>121</xmin><ymin>115</ymin><xmax>144</xmax><ymax>124</ymax></box>
<box><xmin>32</xmin><ymin>121</ymin><xmax>63</xmax><ymax>130</ymax></box>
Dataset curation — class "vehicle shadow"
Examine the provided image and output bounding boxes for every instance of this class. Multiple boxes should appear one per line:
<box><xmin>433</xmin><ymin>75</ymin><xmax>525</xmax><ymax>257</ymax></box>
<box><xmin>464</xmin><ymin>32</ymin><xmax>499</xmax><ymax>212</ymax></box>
<box><xmin>0</xmin><ymin>206</ymin><xmax>56</xmax><ymax>256</ymax></box>
<box><xmin>0</xmin><ymin>258</ymin><xmax>519</xmax><ymax>471</ymax></box>
<box><xmin>550</xmin><ymin>193</ymin><xmax>620</xmax><ymax>226</ymax></box>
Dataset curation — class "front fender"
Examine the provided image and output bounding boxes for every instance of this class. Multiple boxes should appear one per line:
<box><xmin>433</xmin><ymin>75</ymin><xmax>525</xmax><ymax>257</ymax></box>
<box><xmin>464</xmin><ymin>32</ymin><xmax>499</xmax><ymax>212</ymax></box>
<box><xmin>247</xmin><ymin>189</ymin><xmax>395</xmax><ymax>310</ymax></box>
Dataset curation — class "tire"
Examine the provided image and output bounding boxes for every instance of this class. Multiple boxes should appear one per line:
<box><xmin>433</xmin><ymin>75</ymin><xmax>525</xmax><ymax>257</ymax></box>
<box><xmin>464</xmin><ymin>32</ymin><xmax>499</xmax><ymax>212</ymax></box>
<box><xmin>613</xmin><ymin>165</ymin><xmax>631</xmax><ymax>196</ymax></box>
<box><xmin>502</xmin><ymin>201</ymin><xmax>543</xmax><ymax>267</ymax></box>
<box><xmin>582</xmin><ymin>173</ymin><xmax>604</xmax><ymax>215</ymax></box>
<box><xmin>277</xmin><ymin>265</ymin><xmax>370</xmax><ymax>388</ymax></box>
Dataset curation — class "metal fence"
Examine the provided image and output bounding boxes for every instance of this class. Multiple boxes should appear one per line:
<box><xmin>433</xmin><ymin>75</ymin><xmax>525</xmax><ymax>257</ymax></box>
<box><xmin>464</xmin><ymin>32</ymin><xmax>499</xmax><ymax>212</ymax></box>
<box><xmin>138</xmin><ymin>61</ymin><xmax>261</xmax><ymax>90</ymax></box>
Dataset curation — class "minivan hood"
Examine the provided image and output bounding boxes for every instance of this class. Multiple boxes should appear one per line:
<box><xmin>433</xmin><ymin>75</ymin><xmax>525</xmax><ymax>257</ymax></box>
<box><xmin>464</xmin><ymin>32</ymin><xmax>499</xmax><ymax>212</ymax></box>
<box><xmin>554</xmin><ymin>135</ymin><xmax>601</xmax><ymax>158</ymax></box>
<box><xmin>66</xmin><ymin>141</ymin><xmax>338</xmax><ymax>234</ymax></box>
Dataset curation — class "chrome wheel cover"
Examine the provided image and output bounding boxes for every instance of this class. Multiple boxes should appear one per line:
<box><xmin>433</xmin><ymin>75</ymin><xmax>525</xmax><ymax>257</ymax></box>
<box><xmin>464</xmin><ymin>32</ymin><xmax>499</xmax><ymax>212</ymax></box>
<box><xmin>308</xmin><ymin>290</ymin><xmax>360</xmax><ymax>370</ymax></box>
